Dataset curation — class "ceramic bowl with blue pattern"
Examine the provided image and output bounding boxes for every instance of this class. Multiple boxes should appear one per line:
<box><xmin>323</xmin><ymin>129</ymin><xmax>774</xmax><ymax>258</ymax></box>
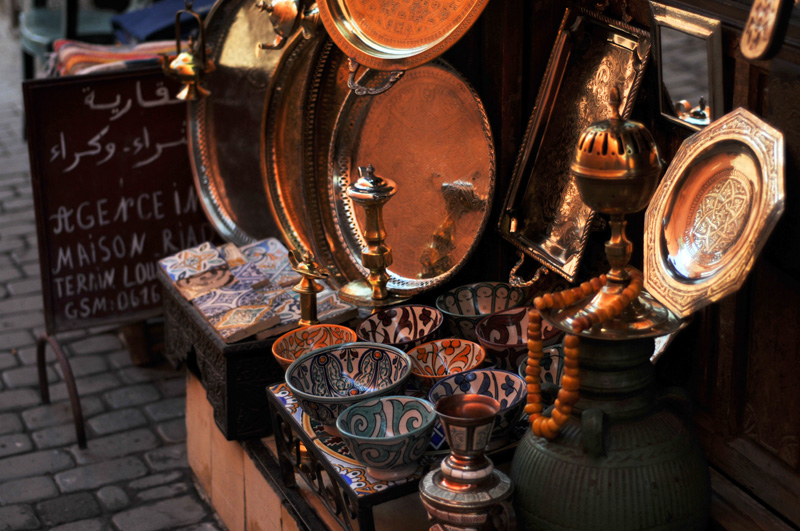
<box><xmin>356</xmin><ymin>304</ymin><xmax>444</xmax><ymax>352</ymax></box>
<box><xmin>285</xmin><ymin>342</ymin><xmax>412</xmax><ymax>435</ymax></box>
<box><xmin>475</xmin><ymin>306</ymin><xmax>562</xmax><ymax>371</ymax></box>
<box><xmin>337</xmin><ymin>395</ymin><xmax>436</xmax><ymax>481</ymax></box>
<box><xmin>435</xmin><ymin>282</ymin><xmax>526</xmax><ymax>341</ymax></box>
<box><xmin>409</xmin><ymin>338</ymin><xmax>486</xmax><ymax>392</ymax></box>
<box><xmin>428</xmin><ymin>368</ymin><xmax>526</xmax><ymax>449</ymax></box>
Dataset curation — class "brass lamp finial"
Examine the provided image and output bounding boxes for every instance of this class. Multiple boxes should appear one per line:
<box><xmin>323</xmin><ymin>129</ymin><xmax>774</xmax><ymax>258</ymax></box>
<box><xmin>161</xmin><ymin>0</ymin><xmax>215</xmax><ymax>101</ymax></box>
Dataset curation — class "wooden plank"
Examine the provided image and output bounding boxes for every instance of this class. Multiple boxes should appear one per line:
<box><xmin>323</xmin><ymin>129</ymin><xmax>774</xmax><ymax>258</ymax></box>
<box><xmin>710</xmin><ymin>468</ymin><xmax>795</xmax><ymax>530</ymax></box>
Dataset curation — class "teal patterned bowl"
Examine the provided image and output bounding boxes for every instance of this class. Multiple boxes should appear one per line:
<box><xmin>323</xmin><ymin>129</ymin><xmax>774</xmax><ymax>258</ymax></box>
<box><xmin>285</xmin><ymin>343</ymin><xmax>412</xmax><ymax>435</ymax></box>
<box><xmin>336</xmin><ymin>395</ymin><xmax>436</xmax><ymax>481</ymax></box>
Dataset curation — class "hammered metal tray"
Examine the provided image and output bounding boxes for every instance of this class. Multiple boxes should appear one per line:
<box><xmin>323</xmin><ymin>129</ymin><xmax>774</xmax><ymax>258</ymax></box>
<box><xmin>317</xmin><ymin>0</ymin><xmax>491</xmax><ymax>71</ymax></box>
<box><xmin>498</xmin><ymin>9</ymin><xmax>650</xmax><ymax>282</ymax></box>
<box><xmin>188</xmin><ymin>0</ymin><xmax>287</xmax><ymax>244</ymax></box>
<box><xmin>644</xmin><ymin>108</ymin><xmax>785</xmax><ymax>318</ymax></box>
<box><xmin>326</xmin><ymin>60</ymin><xmax>495</xmax><ymax>295</ymax></box>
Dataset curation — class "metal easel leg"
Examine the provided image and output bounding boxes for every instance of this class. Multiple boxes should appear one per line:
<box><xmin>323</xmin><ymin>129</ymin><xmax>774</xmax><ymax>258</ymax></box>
<box><xmin>36</xmin><ymin>334</ymin><xmax>87</xmax><ymax>449</ymax></box>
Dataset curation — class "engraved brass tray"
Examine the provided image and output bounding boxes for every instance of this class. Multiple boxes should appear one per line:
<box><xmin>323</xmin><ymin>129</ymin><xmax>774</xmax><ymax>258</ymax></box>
<box><xmin>188</xmin><ymin>0</ymin><xmax>286</xmax><ymax>244</ymax></box>
<box><xmin>644</xmin><ymin>108</ymin><xmax>785</xmax><ymax>318</ymax></box>
<box><xmin>327</xmin><ymin>60</ymin><xmax>495</xmax><ymax>294</ymax></box>
<box><xmin>317</xmin><ymin>0</ymin><xmax>490</xmax><ymax>71</ymax></box>
<box><xmin>498</xmin><ymin>9</ymin><xmax>650</xmax><ymax>282</ymax></box>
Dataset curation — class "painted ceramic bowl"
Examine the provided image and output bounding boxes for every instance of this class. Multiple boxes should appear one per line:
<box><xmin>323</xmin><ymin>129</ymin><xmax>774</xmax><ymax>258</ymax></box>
<box><xmin>518</xmin><ymin>346</ymin><xmax>564</xmax><ymax>405</ymax></box>
<box><xmin>428</xmin><ymin>368</ymin><xmax>527</xmax><ymax>449</ymax></box>
<box><xmin>356</xmin><ymin>305</ymin><xmax>444</xmax><ymax>352</ymax></box>
<box><xmin>336</xmin><ymin>395</ymin><xmax>436</xmax><ymax>481</ymax></box>
<box><xmin>272</xmin><ymin>324</ymin><xmax>358</xmax><ymax>371</ymax></box>
<box><xmin>435</xmin><ymin>282</ymin><xmax>526</xmax><ymax>341</ymax></box>
<box><xmin>285</xmin><ymin>342</ymin><xmax>412</xmax><ymax>434</ymax></box>
<box><xmin>475</xmin><ymin>306</ymin><xmax>561</xmax><ymax>371</ymax></box>
<box><xmin>409</xmin><ymin>339</ymin><xmax>485</xmax><ymax>392</ymax></box>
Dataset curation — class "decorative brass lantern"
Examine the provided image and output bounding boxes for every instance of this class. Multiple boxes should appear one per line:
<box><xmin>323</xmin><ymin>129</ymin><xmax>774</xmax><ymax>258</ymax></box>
<box><xmin>510</xmin><ymin>88</ymin><xmax>710</xmax><ymax>530</ymax></box>
<box><xmin>161</xmin><ymin>0</ymin><xmax>215</xmax><ymax>101</ymax></box>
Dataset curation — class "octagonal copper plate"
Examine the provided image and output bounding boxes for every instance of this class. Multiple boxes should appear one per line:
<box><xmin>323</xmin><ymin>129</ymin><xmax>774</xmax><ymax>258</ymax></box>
<box><xmin>327</xmin><ymin>60</ymin><xmax>495</xmax><ymax>294</ymax></box>
<box><xmin>188</xmin><ymin>0</ymin><xmax>288</xmax><ymax>244</ymax></box>
<box><xmin>317</xmin><ymin>0</ymin><xmax>491</xmax><ymax>71</ymax></box>
<box><xmin>644</xmin><ymin>108</ymin><xmax>785</xmax><ymax>317</ymax></box>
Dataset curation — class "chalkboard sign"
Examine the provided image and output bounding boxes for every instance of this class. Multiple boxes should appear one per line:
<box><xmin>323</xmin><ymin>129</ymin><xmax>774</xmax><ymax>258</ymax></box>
<box><xmin>24</xmin><ymin>67</ymin><xmax>217</xmax><ymax>334</ymax></box>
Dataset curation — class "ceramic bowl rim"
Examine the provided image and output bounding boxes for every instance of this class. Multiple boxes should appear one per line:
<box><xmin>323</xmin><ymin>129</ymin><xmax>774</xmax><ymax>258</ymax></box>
<box><xmin>285</xmin><ymin>342</ymin><xmax>412</xmax><ymax>403</ymax></box>
<box><xmin>409</xmin><ymin>338</ymin><xmax>486</xmax><ymax>380</ymax></box>
<box><xmin>434</xmin><ymin>281</ymin><xmax>526</xmax><ymax>318</ymax></box>
<box><xmin>474</xmin><ymin>306</ymin><xmax>535</xmax><ymax>350</ymax></box>
<box><xmin>272</xmin><ymin>324</ymin><xmax>358</xmax><ymax>366</ymax></box>
<box><xmin>355</xmin><ymin>304</ymin><xmax>445</xmax><ymax>346</ymax></box>
<box><xmin>427</xmin><ymin>368</ymin><xmax>528</xmax><ymax>411</ymax></box>
<box><xmin>336</xmin><ymin>395</ymin><xmax>437</xmax><ymax>442</ymax></box>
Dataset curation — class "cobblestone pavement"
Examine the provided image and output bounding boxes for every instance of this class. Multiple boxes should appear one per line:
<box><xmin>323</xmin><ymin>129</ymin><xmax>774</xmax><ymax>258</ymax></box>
<box><xmin>0</xmin><ymin>14</ymin><xmax>224</xmax><ymax>531</ymax></box>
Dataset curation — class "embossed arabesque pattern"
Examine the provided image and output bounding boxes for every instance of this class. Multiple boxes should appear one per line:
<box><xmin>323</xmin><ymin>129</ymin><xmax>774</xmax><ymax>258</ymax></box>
<box><xmin>644</xmin><ymin>108</ymin><xmax>785</xmax><ymax>318</ymax></box>
<box><xmin>499</xmin><ymin>9</ymin><xmax>650</xmax><ymax>283</ymax></box>
<box><xmin>328</xmin><ymin>61</ymin><xmax>495</xmax><ymax>294</ymax></box>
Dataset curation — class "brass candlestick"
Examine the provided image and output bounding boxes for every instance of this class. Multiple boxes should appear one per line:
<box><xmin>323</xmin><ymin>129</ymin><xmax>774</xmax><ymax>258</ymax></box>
<box><xmin>338</xmin><ymin>165</ymin><xmax>409</xmax><ymax>307</ymax></box>
<box><xmin>288</xmin><ymin>249</ymin><xmax>327</xmax><ymax>326</ymax></box>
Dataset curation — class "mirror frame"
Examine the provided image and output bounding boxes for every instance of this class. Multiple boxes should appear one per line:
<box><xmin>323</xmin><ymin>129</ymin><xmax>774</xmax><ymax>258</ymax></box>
<box><xmin>651</xmin><ymin>2</ymin><xmax>723</xmax><ymax>131</ymax></box>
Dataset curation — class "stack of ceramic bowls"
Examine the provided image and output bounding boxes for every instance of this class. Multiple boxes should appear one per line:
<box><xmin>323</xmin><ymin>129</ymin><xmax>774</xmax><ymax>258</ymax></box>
<box><xmin>284</xmin><ymin>342</ymin><xmax>412</xmax><ymax>435</ymax></box>
<box><xmin>435</xmin><ymin>282</ymin><xmax>526</xmax><ymax>341</ymax></box>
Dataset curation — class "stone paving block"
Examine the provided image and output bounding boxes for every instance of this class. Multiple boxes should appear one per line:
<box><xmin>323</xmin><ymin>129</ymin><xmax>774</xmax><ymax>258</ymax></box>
<box><xmin>144</xmin><ymin>443</ymin><xmax>188</xmax><ymax>471</ymax></box>
<box><xmin>21</xmin><ymin>396</ymin><xmax>104</xmax><ymax>430</ymax></box>
<box><xmin>67</xmin><ymin>335</ymin><xmax>122</xmax><ymax>356</ymax></box>
<box><xmin>36</xmin><ymin>492</ymin><xmax>100</xmax><ymax>527</ymax></box>
<box><xmin>1</xmin><ymin>223</ymin><xmax>36</xmax><ymax>238</ymax></box>
<box><xmin>0</xmin><ymin>330</ymin><xmax>33</xmax><ymax>350</ymax></box>
<box><xmin>68</xmin><ymin>428</ymin><xmax>159</xmax><ymax>465</ymax></box>
<box><xmin>0</xmin><ymin>353</ymin><xmax>18</xmax><ymax>371</ymax></box>
<box><xmin>118</xmin><ymin>365</ymin><xmax>178</xmax><ymax>385</ymax></box>
<box><xmin>16</xmin><ymin>346</ymin><xmax>54</xmax><ymax>366</ymax></box>
<box><xmin>0</xmin><ymin>311</ymin><xmax>45</xmax><ymax>332</ymax></box>
<box><xmin>3</xmin><ymin>198</ymin><xmax>34</xmax><ymax>211</ymax></box>
<box><xmin>144</xmin><ymin>397</ymin><xmax>185</xmax><ymax>422</ymax></box>
<box><xmin>48</xmin><ymin>373</ymin><xmax>121</xmax><ymax>402</ymax></box>
<box><xmin>21</xmin><ymin>263</ymin><xmax>40</xmax><ymax>277</ymax></box>
<box><xmin>0</xmin><ymin>237</ymin><xmax>25</xmax><ymax>253</ymax></box>
<box><xmin>50</xmin><ymin>518</ymin><xmax>107</xmax><ymax>531</ymax></box>
<box><xmin>6</xmin><ymin>278</ymin><xmax>40</xmax><ymax>296</ymax></box>
<box><xmin>0</xmin><ymin>433</ymin><xmax>32</xmax><ymax>457</ymax></box>
<box><xmin>95</xmin><ymin>485</ymin><xmax>129</xmax><ymax>512</ymax></box>
<box><xmin>137</xmin><ymin>481</ymin><xmax>191</xmax><ymax>501</ymax></box>
<box><xmin>0</xmin><ymin>266</ymin><xmax>23</xmax><ymax>283</ymax></box>
<box><xmin>157</xmin><ymin>376</ymin><xmax>187</xmax><ymax>398</ymax></box>
<box><xmin>0</xmin><ymin>413</ymin><xmax>22</xmax><ymax>435</ymax></box>
<box><xmin>87</xmin><ymin>407</ymin><xmax>147</xmax><ymax>436</ymax></box>
<box><xmin>0</xmin><ymin>295</ymin><xmax>41</xmax><ymax>316</ymax></box>
<box><xmin>128</xmin><ymin>471</ymin><xmax>183</xmax><ymax>490</ymax></box>
<box><xmin>102</xmin><ymin>384</ymin><xmax>160</xmax><ymax>409</ymax></box>
<box><xmin>10</xmin><ymin>247</ymin><xmax>39</xmax><ymax>267</ymax></box>
<box><xmin>105</xmin><ymin>350</ymin><xmax>134</xmax><ymax>369</ymax></box>
<box><xmin>0</xmin><ymin>476</ymin><xmax>58</xmax><ymax>505</ymax></box>
<box><xmin>53</xmin><ymin>355</ymin><xmax>107</xmax><ymax>379</ymax></box>
<box><xmin>0</xmin><ymin>449</ymin><xmax>73</xmax><ymax>481</ymax></box>
<box><xmin>0</xmin><ymin>389</ymin><xmax>40</xmax><ymax>411</ymax></box>
<box><xmin>54</xmin><ymin>456</ymin><xmax>148</xmax><ymax>493</ymax></box>
<box><xmin>31</xmin><ymin>423</ymin><xmax>78</xmax><ymax>449</ymax></box>
<box><xmin>0</xmin><ymin>504</ymin><xmax>40</xmax><ymax>531</ymax></box>
<box><xmin>111</xmin><ymin>495</ymin><xmax>206</xmax><ymax>531</ymax></box>
<box><xmin>2</xmin><ymin>365</ymin><xmax>57</xmax><ymax>388</ymax></box>
<box><xmin>156</xmin><ymin>418</ymin><xmax>187</xmax><ymax>444</ymax></box>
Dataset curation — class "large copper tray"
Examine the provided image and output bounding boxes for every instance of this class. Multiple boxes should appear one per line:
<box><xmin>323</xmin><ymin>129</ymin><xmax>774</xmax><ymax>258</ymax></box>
<box><xmin>317</xmin><ymin>0</ymin><xmax>490</xmax><ymax>71</ymax></box>
<box><xmin>498</xmin><ymin>10</ymin><xmax>650</xmax><ymax>283</ymax></box>
<box><xmin>188</xmin><ymin>0</ymin><xmax>286</xmax><ymax>244</ymax></box>
<box><xmin>326</xmin><ymin>60</ymin><xmax>495</xmax><ymax>294</ymax></box>
<box><xmin>644</xmin><ymin>108</ymin><xmax>785</xmax><ymax>318</ymax></box>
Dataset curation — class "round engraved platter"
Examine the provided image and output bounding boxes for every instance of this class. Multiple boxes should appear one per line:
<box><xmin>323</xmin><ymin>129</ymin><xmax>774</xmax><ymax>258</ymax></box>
<box><xmin>644</xmin><ymin>108</ymin><xmax>785</xmax><ymax>318</ymax></box>
<box><xmin>327</xmin><ymin>60</ymin><xmax>495</xmax><ymax>295</ymax></box>
<box><xmin>317</xmin><ymin>0</ymin><xmax>491</xmax><ymax>71</ymax></box>
<box><xmin>188</xmin><ymin>0</ymin><xmax>289</xmax><ymax>245</ymax></box>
